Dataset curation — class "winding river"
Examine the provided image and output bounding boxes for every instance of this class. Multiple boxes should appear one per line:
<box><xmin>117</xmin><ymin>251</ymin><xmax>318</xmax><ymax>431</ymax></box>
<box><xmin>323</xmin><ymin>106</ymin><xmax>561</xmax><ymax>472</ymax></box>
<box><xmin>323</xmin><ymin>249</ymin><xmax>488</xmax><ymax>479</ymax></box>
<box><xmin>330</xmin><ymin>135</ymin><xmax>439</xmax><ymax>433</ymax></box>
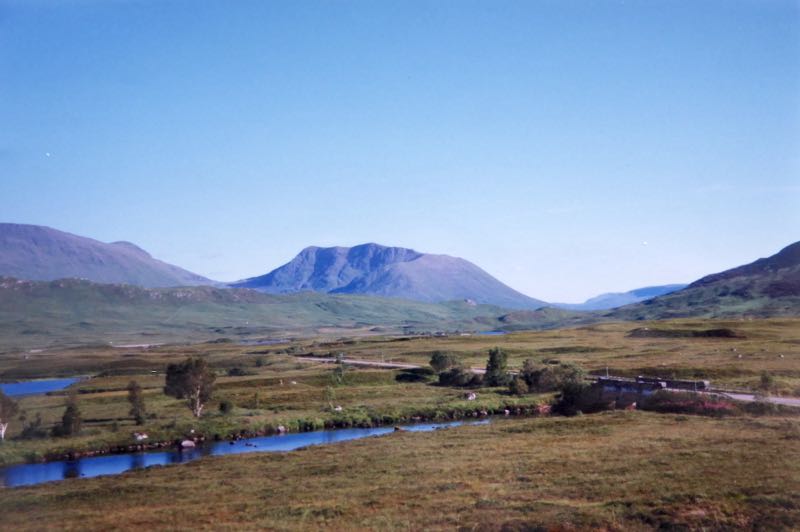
<box><xmin>1</xmin><ymin>419</ymin><xmax>490</xmax><ymax>488</ymax></box>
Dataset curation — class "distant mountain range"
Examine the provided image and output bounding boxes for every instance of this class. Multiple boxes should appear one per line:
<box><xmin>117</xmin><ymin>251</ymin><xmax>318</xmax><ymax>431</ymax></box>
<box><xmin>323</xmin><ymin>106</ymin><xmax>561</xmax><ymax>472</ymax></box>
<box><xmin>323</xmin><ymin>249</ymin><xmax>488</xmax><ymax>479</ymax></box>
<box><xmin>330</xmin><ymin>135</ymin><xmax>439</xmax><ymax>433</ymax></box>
<box><xmin>0</xmin><ymin>224</ymin><xmax>215</xmax><ymax>288</ymax></box>
<box><xmin>1</xmin><ymin>223</ymin><xmax>797</xmax><ymax>330</ymax></box>
<box><xmin>552</xmin><ymin>284</ymin><xmax>688</xmax><ymax>311</ymax></box>
<box><xmin>0</xmin><ymin>231</ymin><xmax>797</xmax><ymax>349</ymax></box>
<box><xmin>231</xmin><ymin>243</ymin><xmax>547</xmax><ymax>310</ymax></box>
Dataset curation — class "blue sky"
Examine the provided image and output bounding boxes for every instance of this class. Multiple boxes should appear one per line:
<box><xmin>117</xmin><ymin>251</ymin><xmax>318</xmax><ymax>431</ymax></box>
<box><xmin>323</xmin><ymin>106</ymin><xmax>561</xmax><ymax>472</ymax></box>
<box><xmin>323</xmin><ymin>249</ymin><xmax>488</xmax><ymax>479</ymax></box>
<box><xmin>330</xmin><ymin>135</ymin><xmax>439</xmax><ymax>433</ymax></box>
<box><xmin>1</xmin><ymin>0</ymin><xmax>798</xmax><ymax>302</ymax></box>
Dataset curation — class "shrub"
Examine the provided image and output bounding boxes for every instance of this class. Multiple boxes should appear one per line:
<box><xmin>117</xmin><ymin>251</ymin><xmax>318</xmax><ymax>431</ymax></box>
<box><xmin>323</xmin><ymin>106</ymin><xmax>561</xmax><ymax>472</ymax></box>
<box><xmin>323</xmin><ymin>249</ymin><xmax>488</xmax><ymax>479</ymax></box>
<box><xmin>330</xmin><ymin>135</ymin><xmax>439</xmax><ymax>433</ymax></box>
<box><xmin>227</xmin><ymin>367</ymin><xmax>252</xmax><ymax>377</ymax></box>
<box><xmin>509</xmin><ymin>376</ymin><xmax>529</xmax><ymax>396</ymax></box>
<box><xmin>551</xmin><ymin>382</ymin><xmax>607</xmax><ymax>416</ymax></box>
<box><xmin>640</xmin><ymin>391</ymin><xmax>736</xmax><ymax>417</ymax></box>
<box><xmin>430</xmin><ymin>351</ymin><xmax>459</xmax><ymax>373</ymax></box>
<box><xmin>18</xmin><ymin>413</ymin><xmax>47</xmax><ymax>440</ymax></box>
<box><xmin>439</xmin><ymin>367</ymin><xmax>482</xmax><ymax>388</ymax></box>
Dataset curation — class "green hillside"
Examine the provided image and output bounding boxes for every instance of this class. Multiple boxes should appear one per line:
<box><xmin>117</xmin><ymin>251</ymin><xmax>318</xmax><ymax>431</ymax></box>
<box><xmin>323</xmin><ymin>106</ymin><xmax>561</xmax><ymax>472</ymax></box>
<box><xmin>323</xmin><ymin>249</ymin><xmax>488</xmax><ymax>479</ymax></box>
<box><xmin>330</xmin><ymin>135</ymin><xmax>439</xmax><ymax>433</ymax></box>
<box><xmin>0</xmin><ymin>277</ymin><xmax>535</xmax><ymax>350</ymax></box>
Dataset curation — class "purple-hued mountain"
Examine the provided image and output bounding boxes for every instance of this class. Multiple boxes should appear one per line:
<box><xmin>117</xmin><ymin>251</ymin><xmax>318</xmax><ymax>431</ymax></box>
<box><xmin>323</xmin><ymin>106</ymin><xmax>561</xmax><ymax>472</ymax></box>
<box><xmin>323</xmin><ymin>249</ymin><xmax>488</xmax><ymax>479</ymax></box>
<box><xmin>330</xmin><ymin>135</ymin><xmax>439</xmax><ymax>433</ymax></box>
<box><xmin>231</xmin><ymin>243</ymin><xmax>547</xmax><ymax>309</ymax></box>
<box><xmin>0</xmin><ymin>223</ymin><xmax>215</xmax><ymax>287</ymax></box>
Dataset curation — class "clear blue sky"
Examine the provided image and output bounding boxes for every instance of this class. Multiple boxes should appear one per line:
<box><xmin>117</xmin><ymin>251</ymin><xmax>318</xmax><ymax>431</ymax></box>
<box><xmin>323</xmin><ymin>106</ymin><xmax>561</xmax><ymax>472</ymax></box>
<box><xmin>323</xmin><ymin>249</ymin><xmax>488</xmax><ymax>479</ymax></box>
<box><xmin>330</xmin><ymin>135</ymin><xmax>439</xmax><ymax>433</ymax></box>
<box><xmin>1</xmin><ymin>0</ymin><xmax>798</xmax><ymax>302</ymax></box>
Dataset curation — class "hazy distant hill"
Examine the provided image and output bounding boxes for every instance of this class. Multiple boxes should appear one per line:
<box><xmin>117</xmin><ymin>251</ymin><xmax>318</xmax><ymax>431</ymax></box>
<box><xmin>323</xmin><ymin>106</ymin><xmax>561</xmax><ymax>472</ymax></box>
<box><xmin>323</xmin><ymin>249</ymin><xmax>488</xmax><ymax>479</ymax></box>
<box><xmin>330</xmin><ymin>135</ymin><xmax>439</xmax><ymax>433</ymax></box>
<box><xmin>0</xmin><ymin>276</ymin><xmax>524</xmax><ymax>349</ymax></box>
<box><xmin>608</xmin><ymin>241</ymin><xmax>800</xmax><ymax>319</ymax></box>
<box><xmin>552</xmin><ymin>284</ymin><xmax>687</xmax><ymax>311</ymax></box>
<box><xmin>232</xmin><ymin>243</ymin><xmax>547</xmax><ymax>309</ymax></box>
<box><xmin>0</xmin><ymin>223</ymin><xmax>215</xmax><ymax>288</ymax></box>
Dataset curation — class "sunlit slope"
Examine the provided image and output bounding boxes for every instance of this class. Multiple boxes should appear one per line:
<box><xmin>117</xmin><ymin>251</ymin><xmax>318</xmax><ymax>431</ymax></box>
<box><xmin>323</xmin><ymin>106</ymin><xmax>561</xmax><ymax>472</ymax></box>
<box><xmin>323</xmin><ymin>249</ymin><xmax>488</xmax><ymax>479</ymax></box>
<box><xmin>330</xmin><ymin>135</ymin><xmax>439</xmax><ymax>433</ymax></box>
<box><xmin>608</xmin><ymin>241</ymin><xmax>800</xmax><ymax>319</ymax></box>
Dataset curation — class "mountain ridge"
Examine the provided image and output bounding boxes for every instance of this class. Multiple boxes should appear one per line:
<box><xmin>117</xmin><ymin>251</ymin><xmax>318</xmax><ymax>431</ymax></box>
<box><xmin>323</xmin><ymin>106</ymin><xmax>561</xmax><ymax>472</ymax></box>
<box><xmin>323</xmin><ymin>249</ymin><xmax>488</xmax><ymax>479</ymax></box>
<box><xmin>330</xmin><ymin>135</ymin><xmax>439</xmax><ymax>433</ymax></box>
<box><xmin>606</xmin><ymin>241</ymin><xmax>800</xmax><ymax>320</ymax></box>
<box><xmin>0</xmin><ymin>223</ymin><xmax>216</xmax><ymax>288</ymax></box>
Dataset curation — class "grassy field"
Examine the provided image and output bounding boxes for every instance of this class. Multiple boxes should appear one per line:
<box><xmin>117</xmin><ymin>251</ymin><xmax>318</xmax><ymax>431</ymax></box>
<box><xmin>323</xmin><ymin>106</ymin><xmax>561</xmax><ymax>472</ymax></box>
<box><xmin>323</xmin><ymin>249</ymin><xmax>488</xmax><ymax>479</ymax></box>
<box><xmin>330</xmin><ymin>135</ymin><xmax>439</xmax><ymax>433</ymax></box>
<box><xmin>1</xmin><ymin>317</ymin><xmax>799</xmax><ymax>530</ymax></box>
<box><xmin>1</xmin><ymin>317</ymin><xmax>798</xmax><ymax>466</ymax></box>
<box><xmin>0</xmin><ymin>358</ymin><xmax>548</xmax><ymax>466</ymax></box>
<box><xmin>3</xmin><ymin>318</ymin><xmax>799</xmax><ymax>388</ymax></box>
<box><xmin>2</xmin><ymin>411</ymin><xmax>799</xmax><ymax>530</ymax></box>
<box><xmin>290</xmin><ymin>318</ymin><xmax>800</xmax><ymax>394</ymax></box>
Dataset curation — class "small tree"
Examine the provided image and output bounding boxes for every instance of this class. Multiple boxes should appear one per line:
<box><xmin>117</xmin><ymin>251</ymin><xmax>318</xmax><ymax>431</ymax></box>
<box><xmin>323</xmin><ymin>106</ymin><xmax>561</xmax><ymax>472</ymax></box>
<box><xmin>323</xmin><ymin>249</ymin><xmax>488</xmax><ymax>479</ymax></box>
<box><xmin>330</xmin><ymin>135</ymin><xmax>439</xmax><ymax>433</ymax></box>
<box><xmin>54</xmin><ymin>394</ymin><xmax>82</xmax><ymax>437</ymax></box>
<box><xmin>430</xmin><ymin>351</ymin><xmax>459</xmax><ymax>373</ymax></box>
<box><xmin>484</xmin><ymin>347</ymin><xmax>510</xmax><ymax>387</ymax></box>
<box><xmin>164</xmin><ymin>357</ymin><xmax>216</xmax><ymax>418</ymax></box>
<box><xmin>127</xmin><ymin>380</ymin><xmax>147</xmax><ymax>425</ymax></box>
<box><xmin>0</xmin><ymin>390</ymin><xmax>19</xmax><ymax>441</ymax></box>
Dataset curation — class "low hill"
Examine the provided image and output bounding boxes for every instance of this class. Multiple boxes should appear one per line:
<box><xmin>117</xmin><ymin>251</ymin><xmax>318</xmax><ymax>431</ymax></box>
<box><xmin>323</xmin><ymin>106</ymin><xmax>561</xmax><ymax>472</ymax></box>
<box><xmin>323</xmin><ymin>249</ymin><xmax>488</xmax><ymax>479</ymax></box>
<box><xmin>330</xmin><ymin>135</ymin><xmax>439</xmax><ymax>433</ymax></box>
<box><xmin>0</xmin><ymin>223</ymin><xmax>215</xmax><ymax>287</ymax></box>
<box><xmin>0</xmin><ymin>277</ymin><xmax>534</xmax><ymax>349</ymax></box>
<box><xmin>608</xmin><ymin>241</ymin><xmax>800</xmax><ymax>320</ymax></box>
<box><xmin>232</xmin><ymin>243</ymin><xmax>546</xmax><ymax>309</ymax></box>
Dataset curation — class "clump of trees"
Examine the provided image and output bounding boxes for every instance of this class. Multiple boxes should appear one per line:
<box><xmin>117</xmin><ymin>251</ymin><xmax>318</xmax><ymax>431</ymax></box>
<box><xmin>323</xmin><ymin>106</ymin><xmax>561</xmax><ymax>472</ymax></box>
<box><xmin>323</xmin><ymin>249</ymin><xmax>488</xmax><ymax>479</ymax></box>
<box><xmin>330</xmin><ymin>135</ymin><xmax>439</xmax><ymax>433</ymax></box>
<box><xmin>0</xmin><ymin>390</ymin><xmax>19</xmax><ymax>441</ymax></box>
<box><xmin>428</xmin><ymin>351</ymin><xmax>482</xmax><ymax>387</ymax></box>
<box><xmin>510</xmin><ymin>359</ymin><xmax>585</xmax><ymax>395</ymax></box>
<box><xmin>164</xmin><ymin>357</ymin><xmax>216</xmax><ymax>418</ymax></box>
<box><xmin>127</xmin><ymin>380</ymin><xmax>147</xmax><ymax>425</ymax></box>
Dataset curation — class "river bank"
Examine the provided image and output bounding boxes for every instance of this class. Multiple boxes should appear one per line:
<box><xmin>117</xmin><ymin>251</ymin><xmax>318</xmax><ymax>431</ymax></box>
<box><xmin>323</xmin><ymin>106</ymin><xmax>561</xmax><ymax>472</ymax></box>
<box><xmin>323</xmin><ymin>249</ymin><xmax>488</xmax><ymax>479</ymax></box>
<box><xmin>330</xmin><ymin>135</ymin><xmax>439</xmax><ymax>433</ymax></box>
<box><xmin>1</xmin><ymin>398</ymin><xmax>551</xmax><ymax>467</ymax></box>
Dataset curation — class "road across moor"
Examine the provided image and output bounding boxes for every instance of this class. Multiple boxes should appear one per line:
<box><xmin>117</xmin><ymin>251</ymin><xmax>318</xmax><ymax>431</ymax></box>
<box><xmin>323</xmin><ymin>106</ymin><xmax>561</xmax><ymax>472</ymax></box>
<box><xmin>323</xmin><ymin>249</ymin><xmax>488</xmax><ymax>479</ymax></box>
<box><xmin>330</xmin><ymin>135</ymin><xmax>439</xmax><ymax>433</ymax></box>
<box><xmin>292</xmin><ymin>356</ymin><xmax>800</xmax><ymax>407</ymax></box>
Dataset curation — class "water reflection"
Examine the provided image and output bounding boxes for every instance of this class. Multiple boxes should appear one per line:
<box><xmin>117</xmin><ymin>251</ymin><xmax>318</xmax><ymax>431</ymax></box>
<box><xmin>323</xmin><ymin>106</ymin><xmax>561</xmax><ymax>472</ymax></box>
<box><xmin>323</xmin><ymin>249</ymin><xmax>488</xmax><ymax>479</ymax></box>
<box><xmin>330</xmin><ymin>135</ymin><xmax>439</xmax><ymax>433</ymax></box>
<box><xmin>63</xmin><ymin>461</ymin><xmax>81</xmax><ymax>479</ymax></box>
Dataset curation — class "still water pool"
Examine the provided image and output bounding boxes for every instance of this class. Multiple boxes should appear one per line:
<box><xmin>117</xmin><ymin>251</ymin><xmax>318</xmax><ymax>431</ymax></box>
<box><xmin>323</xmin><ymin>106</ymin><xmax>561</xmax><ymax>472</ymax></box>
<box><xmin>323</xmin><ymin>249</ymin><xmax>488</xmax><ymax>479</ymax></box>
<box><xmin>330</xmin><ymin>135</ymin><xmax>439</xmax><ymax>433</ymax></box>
<box><xmin>0</xmin><ymin>378</ymin><xmax>80</xmax><ymax>397</ymax></box>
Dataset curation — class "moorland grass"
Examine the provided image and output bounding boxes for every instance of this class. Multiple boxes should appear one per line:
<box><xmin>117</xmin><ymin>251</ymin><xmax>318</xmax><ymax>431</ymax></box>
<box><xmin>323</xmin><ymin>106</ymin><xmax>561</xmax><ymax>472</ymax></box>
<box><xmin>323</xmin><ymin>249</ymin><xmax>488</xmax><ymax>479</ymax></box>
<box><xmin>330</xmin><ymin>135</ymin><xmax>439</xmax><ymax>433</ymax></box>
<box><xmin>1</xmin><ymin>411</ymin><xmax>798</xmax><ymax>530</ymax></box>
<box><xmin>1</xmin><ymin>317</ymin><xmax>798</xmax><ymax>467</ymax></box>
